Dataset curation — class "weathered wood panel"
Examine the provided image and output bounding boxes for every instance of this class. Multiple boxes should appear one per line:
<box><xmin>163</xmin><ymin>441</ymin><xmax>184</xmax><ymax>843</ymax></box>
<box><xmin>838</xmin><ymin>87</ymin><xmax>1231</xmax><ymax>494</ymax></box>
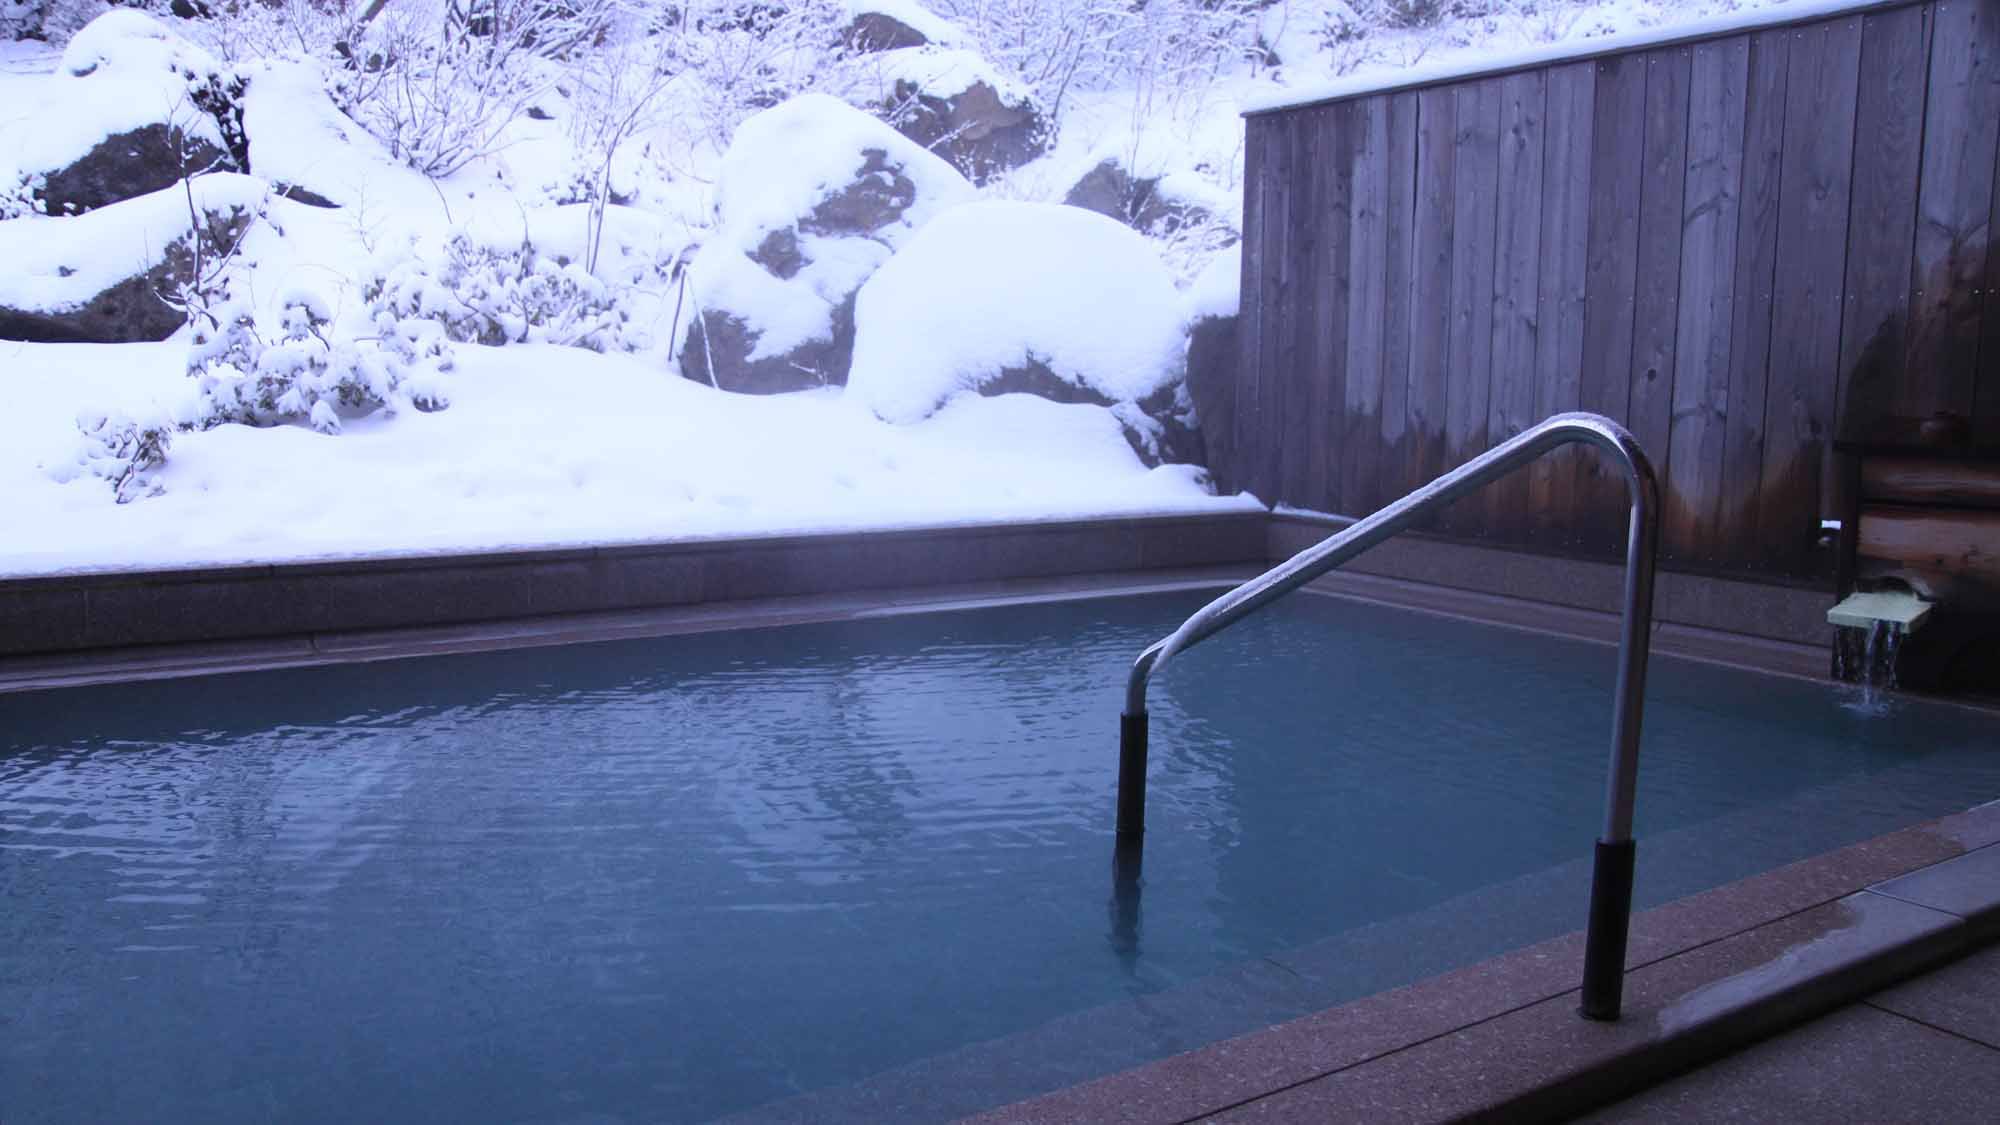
<box><xmin>1983</xmin><ymin>129</ymin><xmax>2000</xmax><ymax>444</ymax></box>
<box><xmin>1858</xmin><ymin>505</ymin><xmax>2000</xmax><ymax>587</ymax></box>
<box><xmin>1836</xmin><ymin>3</ymin><xmax>1934</xmax><ymax>446</ymax></box>
<box><xmin>1234</xmin><ymin>116</ymin><xmax>1266</xmax><ymax>501</ymax></box>
<box><xmin>1664</xmin><ymin>37</ymin><xmax>1749</xmax><ymax>562</ymax></box>
<box><xmin>1292</xmin><ymin>106</ymin><xmax>1342</xmax><ymax>513</ymax></box>
<box><xmin>1343</xmin><ymin>97</ymin><xmax>1391</xmax><ymax>517</ymax></box>
<box><xmin>1528</xmin><ymin>62</ymin><xmax>1595</xmax><ymax>547</ymax></box>
<box><xmin>1717</xmin><ymin>28</ymin><xmax>1792</xmax><ymax>567</ymax></box>
<box><xmin>1405</xmin><ymin>88</ymin><xmax>1458</xmax><ymax>502</ymax></box>
<box><xmin>1376</xmin><ymin>91</ymin><xmax>1421</xmax><ymax>516</ymax></box>
<box><xmin>1901</xmin><ymin>0</ymin><xmax>2000</xmax><ymax>424</ymax></box>
<box><xmin>1442</xmin><ymin>79</ymin><xmax>1503</xmax><ymax>535</ymax></box>
<box><xmin>1757</xmin><ymin>15</ymin><xmax>1862</xmax><ymax>576</ymax></box>
<box><xmin>1239</xmin><ymin>0</ymin><xmax>2000</xmax><ymax>587</ymax></box>
<box><xmin>1576</xmin><ymin>52</ymin><xmax>1649</xmax><ymax>550</ymax></box>
<box><xmin>1483</xmin><ymin>69</ymin><xmax>1547</xmax><ymax>536</ymax></box>
<box><xmin>1630</xmin><ymin>47</ymin><xmax>1694</xmax><ymax>551</ymax></box>
<box><xmin>1862</xmin><ymin>458</ymin><xmax>2000</xmax><ymax>507</ymax></box>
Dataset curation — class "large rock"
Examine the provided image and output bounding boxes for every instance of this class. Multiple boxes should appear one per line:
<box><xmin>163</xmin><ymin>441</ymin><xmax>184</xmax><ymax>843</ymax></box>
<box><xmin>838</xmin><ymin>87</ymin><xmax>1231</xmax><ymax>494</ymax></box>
<box><xmin>1063</xmin><ymin>156</ymin><xmax>1234</xmax><ymax>239</ymax></box>
<box><xmin>848</xmin><ymin>201</ymin><xmax>1202</xmax><ymax>468</ymax></box>
<box><xmin>680</xmin><ymin>93</ymin><xmax>974</xmax><ymax>394</ymax></box>
<box><xmin>1182</xmin><ymin>245</ymin><xmax>1241</xmax><ymax>484</ymax></box>
<box><xmin>0</xmin><ymin>173</ymin><xmax>266</xmax><ymax>343</ymax></box>
<box><xmin>873</xmin><ymin>48</ymin><xmax>1051</xmax><ymax>185</ymax></box>
<box><xmin>841</xmin><ymin>1</ymin><xmax>963</xmax><ymax>53</ymax></box>
<box><xmin>0</xmin><ymin>11</ymin><xmax>244</xmax><ymax>217</ymax></box>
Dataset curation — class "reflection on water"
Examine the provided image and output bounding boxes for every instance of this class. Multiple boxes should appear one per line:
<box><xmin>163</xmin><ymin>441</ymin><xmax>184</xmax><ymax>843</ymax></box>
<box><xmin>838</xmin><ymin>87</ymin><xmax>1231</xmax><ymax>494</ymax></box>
<box><xmin>2</xmin><ymin>592</ymin><xmax>1995</xmax><ymax>1123</ymax></box>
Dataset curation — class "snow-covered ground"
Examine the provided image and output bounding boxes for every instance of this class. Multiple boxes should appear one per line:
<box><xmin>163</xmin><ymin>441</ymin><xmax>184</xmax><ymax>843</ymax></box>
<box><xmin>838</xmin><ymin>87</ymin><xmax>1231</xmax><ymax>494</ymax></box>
<box><xmin>0</xmin><ymin>1</ymin><xmax>1849</xmax><ymax>579</ymax></box>
<box><xmin>2</xmin><ymin>338</ymin><xmax>1244</xmax><ymax>575</ymax></box>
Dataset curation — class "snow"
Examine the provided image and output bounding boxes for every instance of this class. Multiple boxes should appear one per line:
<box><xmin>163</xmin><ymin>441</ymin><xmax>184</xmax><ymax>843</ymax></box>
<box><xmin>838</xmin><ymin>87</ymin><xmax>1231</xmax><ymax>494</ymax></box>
<box><xmin>0</xmin><ymin>340</ymin><xmax>1247</xmax><ymax>577</ymax></box>
<box><xmin>1248</xmin><ymin>0</ymin><xmax>1887</xmax><ymax>113</ymax></box>
<box><xmin>0</xmin><ymin>172</ymin><xmax>266</xmax><ymax>313</ymax></box>
<box><xmin>238</xmin><ymin>59</ymin><xmax>430</xmax><ymax>211</ymax></box>
<box><xmin>848</xmin><ymin>201</ymin><xmax>1187</xmax><ymax>423</ymax></box>
<box><xmin>0</xmin><ymin>10</ymin><xmax>228</xmax><ymax>191</ymax></box>
<box><xmin>1185</xmin><ymin>244</ymin><xmax>1242</xmax><ymax>321</ymax></box>
<box><xmin>868</xmin><ymin>45</ymin><xmax>1030</xmax><ymax>103</ymax></box>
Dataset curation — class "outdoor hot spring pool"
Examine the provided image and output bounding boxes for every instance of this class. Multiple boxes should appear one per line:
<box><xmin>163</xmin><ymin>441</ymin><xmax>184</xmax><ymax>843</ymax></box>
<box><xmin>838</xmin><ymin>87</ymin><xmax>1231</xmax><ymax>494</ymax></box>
<box><xmin>3</xmin><ymin>589</ymin><xmax>1996</xmax><ymax>1122</ymax></box>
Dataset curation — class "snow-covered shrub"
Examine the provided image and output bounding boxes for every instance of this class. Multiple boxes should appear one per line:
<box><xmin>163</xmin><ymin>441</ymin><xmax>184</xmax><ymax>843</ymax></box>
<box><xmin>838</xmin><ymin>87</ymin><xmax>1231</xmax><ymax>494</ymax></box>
<box><xmin>335</xmin><ymin>0</ymin><xmax>614</xmax><ymax>176</ymax></box>
<box><xmin>73</xmin><ymin>409</ymin><xmax>174</xmax><ymax>503</ymax></box>
<box><xmin>72</xmin><ymin>279</ymin><xmax>453</xmax><ymax>501</ymax></box>
<box><xmin>368</xmin><ymin>233</ymin><xmax>630</xmax><ymax>351</ymax></box>
<box><xmin>648</xmin><ymin>0</ymin><xmax>850</xmax><ymax>150</ymax></box>
<box><xmin>927</xmin><ymin>0</ymin><xmax>1264</xmax><ymax>116</ymax></box>
<box><xmin>3</xmin><ymin>0</ymin><xmax>46</xmax><ymax>41</ymax></box>
<box><xmin>186</xmin><ymin>292</ymin><xmax>449</xmax><ymax>433</ymax></box>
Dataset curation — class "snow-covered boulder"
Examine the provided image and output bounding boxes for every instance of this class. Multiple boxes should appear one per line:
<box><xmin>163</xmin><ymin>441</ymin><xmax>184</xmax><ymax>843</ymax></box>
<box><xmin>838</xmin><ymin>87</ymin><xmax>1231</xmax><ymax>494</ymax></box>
<box><xmin>681</xmin><ymin>93</ymin><xmax>975</xmax><ymax>394</ymax></box>
<box><xmin>842</xmin><ymin>1</ymin><xmax>963</xmax><ymax>53</ymax></box>
<box><xmin>0</xmin><ymin>11</ymin><xmax>243</xmax><ymax>217</ymax></box>
<box><xmin>0</xmin><ymin>172</ymin><xmax>265</xmax><ymax>343</ymax></box>
<box><xmin>873</xmin><ymin>48</ymin><xmax>1051</xmax><ymax>186</ymax></box>
<box><xmin>1064</xmin><ymin>156</ymin><xmax>1236</xmax><ymax>240</ymax></box>
<box><xmin>848</xmin><ymin>200</ymin><xmax>1202</xmax><ymax>466</ymax></box>
<box><xmin>1184</xmin><ymin>245</ymin><xmax>1242</xmax><ymax>485</ymax></box>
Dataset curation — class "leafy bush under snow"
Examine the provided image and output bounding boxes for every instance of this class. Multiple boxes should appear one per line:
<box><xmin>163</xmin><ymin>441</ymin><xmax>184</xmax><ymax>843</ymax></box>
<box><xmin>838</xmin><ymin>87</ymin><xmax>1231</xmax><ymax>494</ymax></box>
<box><xmin>369</xmin><ymin>233</ymin><xmax>631</xmax><ymax>351</ymax></box>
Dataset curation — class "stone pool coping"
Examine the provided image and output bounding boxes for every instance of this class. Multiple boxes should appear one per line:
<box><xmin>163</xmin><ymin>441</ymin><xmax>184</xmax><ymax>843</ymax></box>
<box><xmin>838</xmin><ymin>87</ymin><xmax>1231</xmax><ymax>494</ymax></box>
<box><xmin>1</xmin><ymin>510</ymin><xmax>1847</xmax><ymax>688</ymax></box>
<box><xmin>969</xmin><ymin>800</ymin><xmax>2000</xmax><ymax>1124</ymax></box>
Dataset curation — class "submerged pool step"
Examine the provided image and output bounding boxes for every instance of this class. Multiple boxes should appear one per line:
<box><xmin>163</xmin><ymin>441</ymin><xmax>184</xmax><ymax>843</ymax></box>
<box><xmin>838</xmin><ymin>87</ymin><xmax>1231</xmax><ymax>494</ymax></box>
<box><xmin>973</xmin><ymin>804</ymin><xmax>2000</xmax><ymax>1125</ymax></box>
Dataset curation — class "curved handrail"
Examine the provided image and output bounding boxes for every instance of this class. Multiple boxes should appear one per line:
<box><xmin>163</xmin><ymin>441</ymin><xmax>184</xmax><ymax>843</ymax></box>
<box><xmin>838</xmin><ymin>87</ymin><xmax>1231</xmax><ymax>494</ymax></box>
<box><xmin>1114</xmin><ymin>411</ymin><xmax>1660</xmax><ymax>1020</ymax></box>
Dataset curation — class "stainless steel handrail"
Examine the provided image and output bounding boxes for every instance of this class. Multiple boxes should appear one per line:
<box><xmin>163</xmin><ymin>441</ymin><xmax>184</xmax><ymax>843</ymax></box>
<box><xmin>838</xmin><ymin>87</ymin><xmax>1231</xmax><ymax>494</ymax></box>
<box><xmin>1114</xmin><ymin>411</ymin><xmax>1660</xmax><ymax>1020</ymax></box>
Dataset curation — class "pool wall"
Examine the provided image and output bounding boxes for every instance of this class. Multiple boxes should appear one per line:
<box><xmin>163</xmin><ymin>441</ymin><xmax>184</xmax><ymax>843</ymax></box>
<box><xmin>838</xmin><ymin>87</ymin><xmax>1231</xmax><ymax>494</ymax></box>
<box><xmin>0</xmin><ymin>510</ymin><xmax>1834</xmax><ymax>676</ymax></box>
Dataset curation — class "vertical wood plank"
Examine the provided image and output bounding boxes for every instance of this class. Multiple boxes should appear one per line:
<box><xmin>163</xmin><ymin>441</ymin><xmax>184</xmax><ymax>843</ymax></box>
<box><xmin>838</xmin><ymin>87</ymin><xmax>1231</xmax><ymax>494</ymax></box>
<box><xmin>1236</xmin><ymin>117</ymin><xmax>1268</xmax><ymax>502</ymax></box>
<box><xmin>1903</xmin><ymin>0</ymin><xmax>2000</xmax><ymax>426</ymax></box>
<box><xmin>1406</xmin><ymin>88</ymin><xmax>1458</xmax><ymax>505</ymax></box>
<box><xmin>1530</xmin><ymin>61</ymin><xmax>1596</xmax><ymax>546</ymax></box>
<box><xmin>1578</xmin><ymin>52</ymin><xmax>1650</xmax><ymax>553</ymax></box>
<box><xmin>1378</xmin><ymin>91</ymin><xmax>1421</xmax><ymax>514</ymax></box>
<box><xmin>1343</xmin><ymin>97</ymin><xmax>1391</xmax><ymax>517</ymax></box>
<box><xmin>1629</xmin><ymin>46</ymin><xmax>1693</xmax><ymax>554</ymax></box>
<box><xmin>1665</xmin><ymin>36</ymin><xmax>1749</xmax><ymax>563</ymax></box>
<box><xmin>1325</xmin><ymin>105</ymin><xmax>1357</xmax><ymax>512</ymax></box>
<box><xmin>1759</xmin><ymin>15</ymin><xmax>1863</xmax><ymax>576</ymax></box>
<box><xmin>1257</xmin><ymin>113</ymin><xmax>1294</xmax><ymax>506</ymax></box>
<box><xmin>1288</xmin><ymin>105</ymin><xmax>1320</xmax><ymax>508</ymax></box>
<box><xmin>1981</xmin><ymin>116</ymin><xmax>2000</xmax><ymax>446</ymax></box>
<box><xmin>1835</xmin><ymin>3</ymin><xmax>1934</xmax><ymax>449</ymax></box>
<box><xmin>1718</xmin><ymin>28</ymin><xmax>1791</xmax><ymax>569</ymax></box>
<box><xmin>1443</xmin><ymin>78</ymin><xmax>1502</xmax><ymax>535</ymax></box>
<box><xmin>1484</xmin><ymin>69</ymin><xmax>1547</xmax><ymax>538</ymax></box>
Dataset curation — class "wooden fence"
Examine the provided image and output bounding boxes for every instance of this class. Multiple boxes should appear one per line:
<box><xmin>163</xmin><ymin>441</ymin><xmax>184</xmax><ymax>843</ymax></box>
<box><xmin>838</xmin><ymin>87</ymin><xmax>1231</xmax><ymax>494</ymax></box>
<box><xmin>1233</xmin><ymin>0</ymin><xmax>2000</xmax><ymax>581</ymax></box>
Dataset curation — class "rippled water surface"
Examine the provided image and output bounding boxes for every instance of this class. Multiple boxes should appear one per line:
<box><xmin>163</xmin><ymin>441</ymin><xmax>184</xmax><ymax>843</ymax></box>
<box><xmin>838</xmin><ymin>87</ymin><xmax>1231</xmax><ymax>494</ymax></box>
<box><xmin>3</xmin><ymin>592</ymin><xmax>1995</xmax><ymax>1122</ymax></box>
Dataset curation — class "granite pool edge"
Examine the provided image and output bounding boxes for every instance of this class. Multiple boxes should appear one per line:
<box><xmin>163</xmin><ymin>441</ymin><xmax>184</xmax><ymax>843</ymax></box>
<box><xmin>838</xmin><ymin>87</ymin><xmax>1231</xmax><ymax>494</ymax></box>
<box><xmin>968</xmin><ymin>800</ymin><xmax>2000</xmax><ymax>1124</ymax></box>
<box><xmin>0</xmin><ymin>511</ymin><xmax>1270</xmax><ymax>658</ymax></box>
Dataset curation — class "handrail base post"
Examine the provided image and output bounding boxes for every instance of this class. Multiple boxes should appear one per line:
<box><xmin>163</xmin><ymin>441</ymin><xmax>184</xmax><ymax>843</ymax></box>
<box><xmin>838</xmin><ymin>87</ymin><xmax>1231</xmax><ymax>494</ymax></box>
<box><xmin>1116</xmin><ymin>711</ymin><xmax>1149</xmax><ymax>841</ymax></box>
<box><xmin>1579</xmin><ymin>838</ymin><xmax>1638</xmax><ymax>1021</ymax></box>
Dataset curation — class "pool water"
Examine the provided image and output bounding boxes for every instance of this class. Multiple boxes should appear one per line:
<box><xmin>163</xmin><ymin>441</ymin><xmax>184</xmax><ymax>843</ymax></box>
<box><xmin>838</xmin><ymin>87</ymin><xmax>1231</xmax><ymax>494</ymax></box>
<box><xmin>2</xmin><ymin>591</ymin><xmax>1995</xmax><ymax>1122</ymax></box>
